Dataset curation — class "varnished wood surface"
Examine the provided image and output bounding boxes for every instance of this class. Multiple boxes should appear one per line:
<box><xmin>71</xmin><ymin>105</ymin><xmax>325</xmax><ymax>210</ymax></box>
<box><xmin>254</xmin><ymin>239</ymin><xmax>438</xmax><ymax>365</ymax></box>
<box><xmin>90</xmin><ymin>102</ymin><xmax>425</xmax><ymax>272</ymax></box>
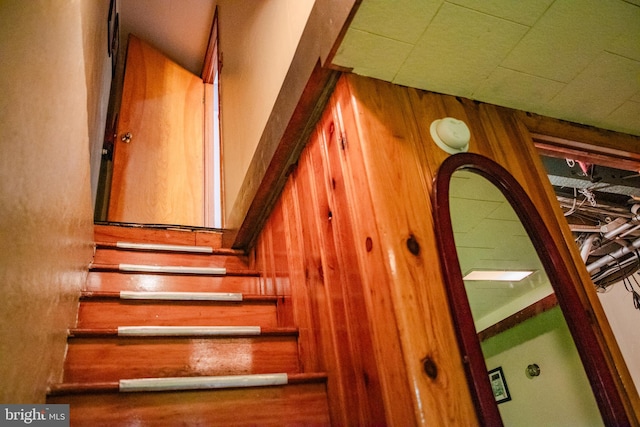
<box><xmin>48</xmin><ymin>382</ymin><xmax>331</xmax><ymax>426</ymax></box>
<box><xmin>108</xmin><ymin>35</ymin><xmax>204</xmax><ymax>226</ymax></box>
<box><xmin>64</xmin><ymin>335</ymin><xmax>300</xmax><ymax>382</ymax></box>
<box><xmin>96</xmin><ymin>241</ymin><xmax>242</xmax><ymax>256</ymax></box>
<box><xmin>76</xmin><ymin>300</ymin><xmax>278</xmax><ymax>328</ymax></box>
<box><xmin>49</xmin><ymin>224</ymin><xmax>330</xmax><ymax>425</ymax></box>
<box><xmin>84</xmin><ymin>271</ymin><xmax>261</xmax><ymax>294</ymax></box>
<box><xmin>252</xmin><ymin>74</ymin><xmax>639</xmax><ymax>425</ymax></box>
<box><xmin>341</xmin><ymin>75</ymin><xmax>478</xmax><ymax>425</ymax></box>
<box><xmin>95</xmin><ymin>224</ymin><xmax>223</xmax><ymax>248</ymax></box>
<box><xmin>93</xmin><ymin>248</ymin><xmax>249</xmax><ymax>270</ymax></box>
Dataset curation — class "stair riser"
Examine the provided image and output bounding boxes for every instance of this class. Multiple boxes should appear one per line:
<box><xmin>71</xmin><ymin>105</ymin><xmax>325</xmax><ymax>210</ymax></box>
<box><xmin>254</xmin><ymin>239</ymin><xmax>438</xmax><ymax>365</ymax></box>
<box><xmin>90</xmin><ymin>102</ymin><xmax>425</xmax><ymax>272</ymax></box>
<box><xmin>95</xmin><ymin>224</ymin><xmax>223</xmax><ymax>248</ymax></box>
<box><xmin>64</xmin><ymin>336</ymin><xmax>300</xmax><ymax>382</ymax></box>
<box><xmin>86</xmin><ymin>272</ymin><xmax>262</xmax><ymax>294</ymax></box>
<box><xmin>77</xmin><ymin>301</ymin><xmax>278</xmax><ymax>328</ymax></box>
<box><xmin>47</xmin><ymin>383</ymin><xmax>331</xmax><ymax>426</ymax></box>
<box><xmin>94</xmin><ymin>248</ymin><xmax>249</xmax><ymax>270</ymax></box>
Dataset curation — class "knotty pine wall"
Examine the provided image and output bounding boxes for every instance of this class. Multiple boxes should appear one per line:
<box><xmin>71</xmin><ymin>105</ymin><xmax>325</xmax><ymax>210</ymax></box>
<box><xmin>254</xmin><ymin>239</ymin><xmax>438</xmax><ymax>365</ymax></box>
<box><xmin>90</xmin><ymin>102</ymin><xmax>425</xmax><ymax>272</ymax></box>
<box><xmin>254</xmin><ymin>74</ymin><xmax>639</xmax><ymax>425</ymax></box>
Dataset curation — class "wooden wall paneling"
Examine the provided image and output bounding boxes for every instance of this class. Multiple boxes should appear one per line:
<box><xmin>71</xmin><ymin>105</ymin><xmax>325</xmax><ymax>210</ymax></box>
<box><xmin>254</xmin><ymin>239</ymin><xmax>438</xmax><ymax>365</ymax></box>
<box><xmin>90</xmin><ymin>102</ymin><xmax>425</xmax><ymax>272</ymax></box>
<box><xmin>320</xmin><ymin>96</ymin><xmax>387</xmax><ymax>424</ymax></box>
<box><xmin>331</xmin><ymin>82</ymin><xmax>417</xmax><ymax>425</ymax></box>
<box><xmin>313</xmin><ymin>107</ymin><xmax>387</xmax><ymax>425</ymax></box>
<box><xmin>340</xmin><ymin>75</ymin><xmax>479</xmax><ymax>425</ymax></box>
<box><xmin>269</xmin><ymin>199</ymin><xmax>291</xmax><ymax>297</ymax></box>
<box><xmin>253</xmin><ymin>73</ymin><xmax>638</xmax><ymax>424</ymax></box>
<box><xmin>279</xmin><ymin>177</ymin><xmax>322</xmax><ymax>374</ymax></box>
<box><xmin>254</xmin><ymin>223</ymin><xmax>274</xmax><ymax>296</ymax></box>
<box><xmin>307</xmin><ymin>129</ymin><xmax>379</xmax><ymax>425</ymax></box>
<box><xmin>294</xmin><ymin>144</ymin><xmax>350</xmax><ymax>426</ymax></box>
<box><xmin>407</xmin><ymin>79</ymin><xmax>639</xmax><ymax>424</ymax></box>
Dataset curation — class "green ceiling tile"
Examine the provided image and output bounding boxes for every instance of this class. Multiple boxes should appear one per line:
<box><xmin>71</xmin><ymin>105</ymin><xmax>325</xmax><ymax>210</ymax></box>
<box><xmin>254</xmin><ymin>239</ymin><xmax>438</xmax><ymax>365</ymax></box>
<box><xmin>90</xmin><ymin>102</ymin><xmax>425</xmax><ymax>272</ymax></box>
<box><xmin>448</xmin><ymin>0</ymin><xmax>554</xmax><ymax>26</ymax></box>
<box><xmin>501</xmin><ymin>0</ymin><xmax>640</xmax><ymax>82</ymax></box>
<box><xmin>333</xmin><ymin>28</ymin><xmax>414</xmax><ymax>81</ymax></box>
<box><xmin>548</xmin><ymin>52</ymin><xmax>640</xmax><ymax>122</ymax></box>
<box><xmin>394</xmin><ymin>2</ymin><xmax>528</xmax><ymax>96</ymax></box>
<box><xmin>606</xmin><ymin>6</ymin><xmax>640</xmax><ymax>61</ymax></box>
<box><xmin>606</xmin><ymin>101</ymin><xmax>640</xmax><ymax>135</ymax></box>
<box><xmin>474</xmin><ymin>67</ymin><xmax>565</xmax><ymax>111</ymax></box>
<box><xmin>350</xmin><ymin>0</ymin><xmax>442</xmax><ymax>44</ymax></box>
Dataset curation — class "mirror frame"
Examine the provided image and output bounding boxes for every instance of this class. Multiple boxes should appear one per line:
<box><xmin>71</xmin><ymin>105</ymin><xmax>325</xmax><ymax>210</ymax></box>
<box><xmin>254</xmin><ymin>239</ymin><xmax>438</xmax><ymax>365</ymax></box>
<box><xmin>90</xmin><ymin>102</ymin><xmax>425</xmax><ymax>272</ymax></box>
<box><xmin>433</xmin><ymin>153</ymin><xmax>628</xmax><ymax>426</ymax></box>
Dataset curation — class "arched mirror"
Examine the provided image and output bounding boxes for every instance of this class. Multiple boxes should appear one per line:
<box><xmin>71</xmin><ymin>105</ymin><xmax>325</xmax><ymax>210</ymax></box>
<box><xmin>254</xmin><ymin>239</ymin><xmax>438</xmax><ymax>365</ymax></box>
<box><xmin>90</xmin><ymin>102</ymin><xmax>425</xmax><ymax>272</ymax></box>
<box><xmin>433</xmin><ymin>153</ymin><xmax>628</xmax><ymax>426</ymax></box>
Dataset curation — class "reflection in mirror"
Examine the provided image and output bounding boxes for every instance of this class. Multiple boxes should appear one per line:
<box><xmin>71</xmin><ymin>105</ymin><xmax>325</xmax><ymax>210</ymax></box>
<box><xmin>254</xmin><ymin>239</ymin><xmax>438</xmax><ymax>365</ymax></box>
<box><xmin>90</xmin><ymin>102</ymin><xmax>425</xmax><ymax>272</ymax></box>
<box><xmin>433</xmin><ymin>153</ymin><xmax>630</xmax><ymax>427</ymax></box>
<box><xmin>450</xmin><ymin>170</ymin><xmax>602</xmax><ymax>426</ymax></box>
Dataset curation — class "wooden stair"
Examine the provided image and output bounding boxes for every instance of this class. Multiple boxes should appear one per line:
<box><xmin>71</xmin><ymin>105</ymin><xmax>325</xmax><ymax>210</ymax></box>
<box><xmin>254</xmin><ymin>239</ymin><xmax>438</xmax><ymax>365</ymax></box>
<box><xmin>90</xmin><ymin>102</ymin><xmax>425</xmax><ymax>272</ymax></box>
<box><xmin>47</xmin><ymin>225</ymin><xmax>331</xmax><ymax>426</ymax></box>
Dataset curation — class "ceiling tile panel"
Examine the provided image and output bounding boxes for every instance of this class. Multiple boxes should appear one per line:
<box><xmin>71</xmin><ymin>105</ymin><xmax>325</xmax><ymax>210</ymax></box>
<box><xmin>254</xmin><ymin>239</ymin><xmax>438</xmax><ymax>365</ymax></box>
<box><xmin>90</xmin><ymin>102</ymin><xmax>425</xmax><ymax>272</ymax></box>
<box><xmin>447</xmin><ymin>0</ymin><xmax>555</xmax><ymax>26</ymax></box>
<box><xmin>451</xmin><ymin>172</ymin><xmax>504</xmax><ymax>201</ymax></box>
<box><xmin>350</xmin><ymin>0</ymin><xmax>442</xmax><ymax>44</ymax></box>
<box><xmin>606</xmin><ymin>101</ymin><xmax>640</xmax><ymax>135</ymax></box>
<box><xmin>547</xmin><ymin>52</ymin><xmax>640</xmax><ymax>125</ymax></box>
<box><xmin>332</xmin><ymin>28</ymin><xmax>414</xmax><ymax>81</ymax></box>
<box><xmin>394</xmin><ymin>2</ymin><xmax>529</xmax><ymax>96</ymax></box>
<box><xmin>605</xmin><ymin>5</ymin><xmax>640</xmax><ymax>61</ymax></box>
<box><xmin>473</xmin><ymin>66</ymin><xmax>565</xmax><ymax>112</ymax></box>
<box><xmin>501</xmin><ymin>0</ymin><xmax>640</xmax><ymax>83</ymax></box>
<box><xmin>450</xmin><ymin>198</ymin><xmax>502</xmax><ymax>232</ymax></box>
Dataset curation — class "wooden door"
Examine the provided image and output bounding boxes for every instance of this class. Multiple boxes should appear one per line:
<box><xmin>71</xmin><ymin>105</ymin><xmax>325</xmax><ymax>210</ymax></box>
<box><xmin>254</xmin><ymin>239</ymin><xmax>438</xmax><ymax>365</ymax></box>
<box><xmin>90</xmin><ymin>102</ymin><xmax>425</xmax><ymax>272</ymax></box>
<box><xmin>108</xmin><ymin>35</ymin><xmax>204</xmax><ymax>226</ymax></box>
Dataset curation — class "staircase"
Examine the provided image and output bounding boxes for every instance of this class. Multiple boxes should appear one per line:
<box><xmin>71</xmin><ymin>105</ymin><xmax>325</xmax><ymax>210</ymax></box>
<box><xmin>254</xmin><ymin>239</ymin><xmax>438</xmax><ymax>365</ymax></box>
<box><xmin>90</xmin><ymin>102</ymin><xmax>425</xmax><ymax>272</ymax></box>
<box><xmin>47</xmin><ymin>224</ymin><xmax>331</xmax><ymax>426</ymax></box>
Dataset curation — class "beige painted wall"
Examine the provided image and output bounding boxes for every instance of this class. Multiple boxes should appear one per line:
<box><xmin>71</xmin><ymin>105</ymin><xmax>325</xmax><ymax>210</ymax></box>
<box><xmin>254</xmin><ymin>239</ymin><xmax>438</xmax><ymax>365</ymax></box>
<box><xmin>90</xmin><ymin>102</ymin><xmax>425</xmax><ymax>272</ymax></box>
<box><xmin>0</xmin><ymin>0</ymin><xmax>96</xmax><ymax>403</ymax></box>
<box><xmin>599</xmin><ymin>282</ymin><xmax>640</xmax><ymax>395</ymax></box>
<box><xmin>81</xmin><ymin>0</ymin><xmax>113</xmax><ymax>210</ymax></box>
<box><xmin>218</xmin><ymin>0</ymin><xmax>314</xmax><ymax>226</ymax></box>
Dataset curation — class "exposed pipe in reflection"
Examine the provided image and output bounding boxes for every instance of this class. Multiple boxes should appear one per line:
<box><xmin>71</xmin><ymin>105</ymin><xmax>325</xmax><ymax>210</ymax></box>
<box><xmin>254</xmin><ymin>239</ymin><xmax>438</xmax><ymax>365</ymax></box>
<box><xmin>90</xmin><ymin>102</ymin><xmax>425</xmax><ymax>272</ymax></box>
<box><xmin>586</xmin><ymin>236</ymin><xmax>640</xmax><ymax>273</ymax></box>
<box><xmin>580</xmin><ymin>234</ymin><xmax>598</xmax><ymax>263</ymax></box>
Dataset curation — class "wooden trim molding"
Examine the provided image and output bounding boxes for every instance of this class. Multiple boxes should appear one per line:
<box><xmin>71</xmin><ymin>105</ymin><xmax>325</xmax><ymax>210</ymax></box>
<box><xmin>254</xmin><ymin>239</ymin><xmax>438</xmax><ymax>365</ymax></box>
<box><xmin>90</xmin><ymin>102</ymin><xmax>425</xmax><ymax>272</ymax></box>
<box><xmin>226</xmin><ymin>64</ymin><xmax>340</xmax><ymax>249</ymax></box>
<box><xmin>433</xmin><ymin>152</ymin><xmax>630</xmax><ymax>427</ymax></box>
<box><xmin>201</xmin><ymin>7</ymin><xmax>218</xmax><ymax>84</ymax></box>
<box><xmin>518</xmin><ymin>111</ymin><xmax>640</xmax><ymax>161</ymax></box>
<box><xmin>477</xmin><ymin>294</ymin><xmax>558</xmax><ymax>342</ymax></box>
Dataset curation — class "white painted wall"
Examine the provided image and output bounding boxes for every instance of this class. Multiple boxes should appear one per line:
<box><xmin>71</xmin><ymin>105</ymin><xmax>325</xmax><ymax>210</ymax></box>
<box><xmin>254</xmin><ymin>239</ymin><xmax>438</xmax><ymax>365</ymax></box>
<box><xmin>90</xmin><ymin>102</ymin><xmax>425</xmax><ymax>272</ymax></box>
<box><xmin>598</xmin><ymin>281</ymin><xmax>640</xmax><ymax>395</ymax></box>
<box><xmin>218</xmin><ymin>0</ymin><xmax>315</xmax><ymax>226</ymax></box>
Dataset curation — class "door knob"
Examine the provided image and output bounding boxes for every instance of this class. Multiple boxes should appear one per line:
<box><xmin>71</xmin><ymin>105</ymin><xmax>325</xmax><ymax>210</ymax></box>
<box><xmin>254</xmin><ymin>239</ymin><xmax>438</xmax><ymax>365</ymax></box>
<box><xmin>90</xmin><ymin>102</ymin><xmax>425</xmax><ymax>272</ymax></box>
<box><xmin>121</xmin><ymin>132</ymin><xmax>132</xmax><ymax>143</ymax></box>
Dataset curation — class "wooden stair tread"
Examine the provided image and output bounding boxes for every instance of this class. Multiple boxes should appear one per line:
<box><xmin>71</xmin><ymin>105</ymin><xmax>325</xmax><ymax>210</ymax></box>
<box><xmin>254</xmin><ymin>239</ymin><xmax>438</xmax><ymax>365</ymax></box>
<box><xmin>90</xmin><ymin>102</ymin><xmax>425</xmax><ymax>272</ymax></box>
<box><xmin>80</xmin><ymin>291</ymin><xmax>278</xmax><ymax>302</ymax></box>
<box><xmin>76</xmin><ymin>300</ymin><xmax>280</xmax><ymax>328</ymax></box>
<box><xmin>96</xmin><ymin>241</ymin><xmax>244</xmax><ymax>256</ymax></box>
<box><xmin>89</xmin><ymin>262</ymin><xmax>259</xmax><ymax>276</ymax></box>
<box><xmin>49</xmin><ymin>373</ymin><xmax>328</xmax><ymax>395</ymax></box>
<box><xmin>47</xmin><ymin>381</ymin><xmax>330</xmax><ymax>426</ymax></box>
<box><xmin>85</xmin><ymin>271</ymin><xmax>262</xmax><ymax>294</ymax></box>
<box><xmin>69</xmin><ymin>327</ymin><xmax>299</xmax><ymax>337</ymax></box>
<box><xmin>64</xmin><ymin>334</ymin><xmax>301</xmax><ymax>382</ymax></box>
<box><xmin>93</xmin><ymin>249</ymin><xmax>250</xmax><ymax>270</ymax></box>
<box><xmin>55</xmin><ymin>225</ymin><xmax>322</xmax><ymax>425</ymax></box>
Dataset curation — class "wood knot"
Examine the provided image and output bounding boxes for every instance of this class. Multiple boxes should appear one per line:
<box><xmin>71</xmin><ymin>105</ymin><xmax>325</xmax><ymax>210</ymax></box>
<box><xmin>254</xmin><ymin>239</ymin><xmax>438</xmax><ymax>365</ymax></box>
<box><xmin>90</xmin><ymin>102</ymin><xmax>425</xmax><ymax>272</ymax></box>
<box><xmin>422</xmin><ymin>356</ymin><xmax>438</xmax><ymax>380</ymax></box>
<box><xmin>365</xmin><ymin>237</ymin><xmax>373</xmax><ymax>252</ymax></box>
<box><xmin>406</xmin><ymin>234</ymin><xmax>420</xmax><ymax>256</ymax></box>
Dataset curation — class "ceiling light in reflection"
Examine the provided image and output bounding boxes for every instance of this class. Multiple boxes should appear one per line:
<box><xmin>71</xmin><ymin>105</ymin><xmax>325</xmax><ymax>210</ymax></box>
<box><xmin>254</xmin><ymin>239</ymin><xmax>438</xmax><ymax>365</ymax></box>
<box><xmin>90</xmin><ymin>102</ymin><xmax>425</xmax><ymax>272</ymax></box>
<box><xmin>463</xmin><ymin>270</ymin><xmax>534</xmax><ymax>282</ymax></box>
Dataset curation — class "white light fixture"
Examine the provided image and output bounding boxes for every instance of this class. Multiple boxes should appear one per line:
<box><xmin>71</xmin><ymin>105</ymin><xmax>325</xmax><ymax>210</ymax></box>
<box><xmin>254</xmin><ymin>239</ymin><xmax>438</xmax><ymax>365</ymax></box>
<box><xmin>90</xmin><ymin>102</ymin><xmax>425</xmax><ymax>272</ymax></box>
<box><xmin>430</xmin><ymin>117</ymin><xmax>470</xmax><ymax>154</ymax></box>
<box><xmin>463</xmin><ymin>270</ymin><xmax>534</xmax><ymax>282</ymax></box>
